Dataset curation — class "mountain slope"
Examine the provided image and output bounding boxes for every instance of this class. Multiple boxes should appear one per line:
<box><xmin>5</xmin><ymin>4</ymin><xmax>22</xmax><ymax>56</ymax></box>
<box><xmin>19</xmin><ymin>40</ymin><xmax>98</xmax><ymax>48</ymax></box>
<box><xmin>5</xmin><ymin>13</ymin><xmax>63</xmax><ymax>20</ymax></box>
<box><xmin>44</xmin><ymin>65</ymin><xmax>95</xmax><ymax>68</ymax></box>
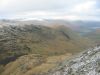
<box><xmin>0</xmin><ymin>23</ymin><xmax>93</xmax><ymax>74</ymax></box>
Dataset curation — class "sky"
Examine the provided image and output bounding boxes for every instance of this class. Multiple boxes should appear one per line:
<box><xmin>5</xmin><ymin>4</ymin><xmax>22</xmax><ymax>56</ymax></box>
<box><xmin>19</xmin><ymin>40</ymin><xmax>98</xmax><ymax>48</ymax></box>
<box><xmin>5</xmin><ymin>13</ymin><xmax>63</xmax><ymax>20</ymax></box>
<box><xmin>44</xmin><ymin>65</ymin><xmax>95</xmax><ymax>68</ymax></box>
<box><xmin>0</xmin><ymin>0</ymin><xmax>100</xmax><ymax>21</ymax></box>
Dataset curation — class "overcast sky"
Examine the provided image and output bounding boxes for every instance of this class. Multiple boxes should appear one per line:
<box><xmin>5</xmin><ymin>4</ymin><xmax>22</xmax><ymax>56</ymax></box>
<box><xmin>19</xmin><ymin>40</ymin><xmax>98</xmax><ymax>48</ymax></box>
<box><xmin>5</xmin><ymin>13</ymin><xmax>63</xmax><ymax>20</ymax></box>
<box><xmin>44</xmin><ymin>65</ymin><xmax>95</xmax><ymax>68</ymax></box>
<box><xmin>0</xmin><ymin>0</ymin><xmax>100</xmax><ymax>20</ymax></box>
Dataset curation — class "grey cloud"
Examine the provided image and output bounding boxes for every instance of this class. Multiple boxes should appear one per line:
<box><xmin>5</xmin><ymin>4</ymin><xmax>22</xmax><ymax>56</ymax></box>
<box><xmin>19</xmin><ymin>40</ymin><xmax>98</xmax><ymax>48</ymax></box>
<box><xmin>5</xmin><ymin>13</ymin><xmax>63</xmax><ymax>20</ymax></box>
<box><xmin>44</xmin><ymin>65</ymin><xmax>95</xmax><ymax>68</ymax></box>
<box><xmin>0</xmin><ymin>0</ymin><xmax>87</xmax><ymax>13</ymax></box>
<box><xmin>0</xmin><ymin>0</ymin><xmax>99</xmax><ymax>20</ymax></box>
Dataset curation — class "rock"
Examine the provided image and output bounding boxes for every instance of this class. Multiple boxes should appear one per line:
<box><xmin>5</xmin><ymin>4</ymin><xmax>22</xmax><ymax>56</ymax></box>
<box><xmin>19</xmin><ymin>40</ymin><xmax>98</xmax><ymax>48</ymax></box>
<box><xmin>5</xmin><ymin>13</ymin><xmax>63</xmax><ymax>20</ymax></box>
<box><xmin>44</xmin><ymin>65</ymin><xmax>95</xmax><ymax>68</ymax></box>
<box><xmin>50</xmin><ymin>46</ymin><xmax>100</xmax><ymax>75</ymax></box>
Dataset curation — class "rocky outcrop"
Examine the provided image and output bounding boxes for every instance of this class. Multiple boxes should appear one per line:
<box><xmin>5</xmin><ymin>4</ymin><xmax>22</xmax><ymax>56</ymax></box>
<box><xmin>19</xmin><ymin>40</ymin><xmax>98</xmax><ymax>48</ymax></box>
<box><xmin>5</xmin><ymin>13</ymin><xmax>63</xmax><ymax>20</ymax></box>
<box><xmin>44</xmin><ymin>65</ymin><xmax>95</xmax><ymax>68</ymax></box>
<box><xmin>50</xmin><ymin>46</ymin><xmax>100</xmax><ymax>75</ymax></box>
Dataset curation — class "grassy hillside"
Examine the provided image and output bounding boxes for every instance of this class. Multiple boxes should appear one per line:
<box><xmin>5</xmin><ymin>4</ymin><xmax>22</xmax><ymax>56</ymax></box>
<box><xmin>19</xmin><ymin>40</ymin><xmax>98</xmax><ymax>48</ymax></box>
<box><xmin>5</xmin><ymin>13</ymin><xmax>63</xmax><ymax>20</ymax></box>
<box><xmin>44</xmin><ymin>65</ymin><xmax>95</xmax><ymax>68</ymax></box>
<box><xmin>0</xmin><ymin>24</ymin><xmax>93</xmax><ymax>75</ymax></box>
<box><xmin>1</xmin><ymin>53</ymin><xmax>72</xmax><ymax>75</ymax></box>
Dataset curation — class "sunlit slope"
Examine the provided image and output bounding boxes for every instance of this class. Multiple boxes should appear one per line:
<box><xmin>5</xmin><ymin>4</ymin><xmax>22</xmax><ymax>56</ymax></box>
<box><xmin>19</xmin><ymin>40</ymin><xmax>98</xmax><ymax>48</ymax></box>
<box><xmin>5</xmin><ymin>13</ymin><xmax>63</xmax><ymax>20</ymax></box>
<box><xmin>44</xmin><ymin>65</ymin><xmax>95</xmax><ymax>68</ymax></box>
<box><xmin>1</xmin><ymin>53</ymin><xmax>72</xmax><ymax>75</ymax></box>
